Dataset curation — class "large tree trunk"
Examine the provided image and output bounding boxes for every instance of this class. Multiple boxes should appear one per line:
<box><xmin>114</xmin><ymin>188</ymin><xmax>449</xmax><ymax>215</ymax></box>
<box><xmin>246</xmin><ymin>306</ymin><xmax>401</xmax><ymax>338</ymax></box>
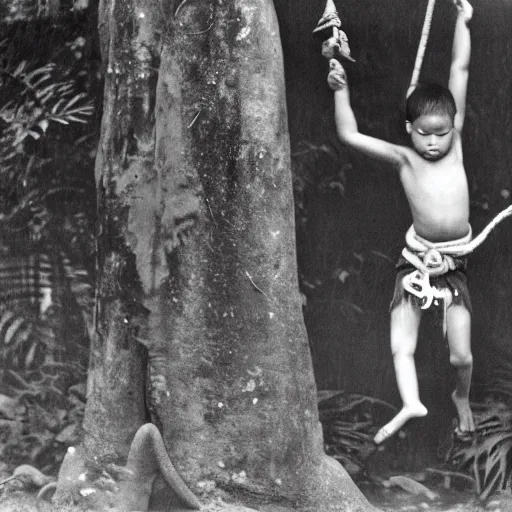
<box><xmin>81</xmin><ymin>0</ymin><xmax>378</xmax><ymax>510</ymax></box>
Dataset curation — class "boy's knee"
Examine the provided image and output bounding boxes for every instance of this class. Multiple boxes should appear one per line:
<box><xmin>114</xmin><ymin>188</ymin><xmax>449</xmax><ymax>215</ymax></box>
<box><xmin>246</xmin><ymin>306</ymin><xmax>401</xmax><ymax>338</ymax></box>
<box><xmin>449</xmin><ymin>352</ymin><xmax>473</xmax><ymax>368</ymax></box>
<box><xmin>391</xmin><ymin>344</ymin><xmax>415</xmax><ymax>358</ymax></box>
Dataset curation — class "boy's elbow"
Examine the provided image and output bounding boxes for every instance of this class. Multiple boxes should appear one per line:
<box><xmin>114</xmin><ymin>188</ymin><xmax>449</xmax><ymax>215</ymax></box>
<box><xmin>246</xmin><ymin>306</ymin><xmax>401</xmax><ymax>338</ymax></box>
<box><xmin>336</xmin><ymin>129</ymin><xmax>349</xmax><ymax>143</ymax></box>
<box><xmin>451</xmin><ymin>59</ymin><xmax>469</xmax><ymax>73</ymax></box>
<box><xmin>336</xmin><ymin>128</ymin><xmax>357</xmax><ymax>145</ymax></box>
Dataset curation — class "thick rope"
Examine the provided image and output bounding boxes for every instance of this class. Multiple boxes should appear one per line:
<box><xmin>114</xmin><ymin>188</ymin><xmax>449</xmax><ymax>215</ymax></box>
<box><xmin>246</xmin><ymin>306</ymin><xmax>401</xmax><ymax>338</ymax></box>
<box><xmin>407</xmin><ymin>0</ymin><xmax>437</xmax><ymax>98</ymax></box>
<box><xmin>401</xmin><ymin>205</ymin><xmax>512</xmax><ymax>312</ymax></box>
<box><xmin>404</xmin><ymin>205</ymin><xmax>512</xmax><ymax>262</ymax></box>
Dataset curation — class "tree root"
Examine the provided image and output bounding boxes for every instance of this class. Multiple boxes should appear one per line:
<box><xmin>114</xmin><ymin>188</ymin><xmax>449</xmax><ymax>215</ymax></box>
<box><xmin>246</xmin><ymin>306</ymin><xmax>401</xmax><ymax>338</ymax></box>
<box><xmin>38</xmin><ymin>423</ymin><xmax>201</xmax><ymax>511</ymax></box>
<box><xmin>121</xmin><ymin>422</ymin><xmax>201</xmax><ymax>510</ymax></box>
<box><xmin>35</xmin><ymin>482</ymin><xmax>57</xmax><ymax>512</ymax></box>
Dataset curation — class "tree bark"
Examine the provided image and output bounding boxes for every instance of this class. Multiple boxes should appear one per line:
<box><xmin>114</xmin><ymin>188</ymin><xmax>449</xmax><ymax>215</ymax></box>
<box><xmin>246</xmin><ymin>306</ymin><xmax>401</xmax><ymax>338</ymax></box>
<box><xmin>83</xmin><ymin>0</ymin><xmax>379</xmax><ymax>510</ymax></box>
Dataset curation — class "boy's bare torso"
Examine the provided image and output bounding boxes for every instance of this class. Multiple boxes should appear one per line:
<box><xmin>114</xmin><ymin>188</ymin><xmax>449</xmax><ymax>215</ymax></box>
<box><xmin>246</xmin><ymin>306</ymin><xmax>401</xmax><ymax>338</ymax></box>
<box><xmin>398</xmin><ymin>131</ymin><xmax>470</xmax><ymax>243</ymax></box>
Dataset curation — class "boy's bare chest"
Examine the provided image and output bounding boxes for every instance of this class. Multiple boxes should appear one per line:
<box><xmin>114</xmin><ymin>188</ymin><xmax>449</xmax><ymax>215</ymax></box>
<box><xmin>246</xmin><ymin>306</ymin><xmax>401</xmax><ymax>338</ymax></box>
<box><xmin>401</xmin><ymin>152</ymin><xmax>468</xmax><ymax>202</ymax></box>
<box><xmin>400</xmin><ymin>153</ymin><xmax>470</xmax><ymax>240</ymax></box>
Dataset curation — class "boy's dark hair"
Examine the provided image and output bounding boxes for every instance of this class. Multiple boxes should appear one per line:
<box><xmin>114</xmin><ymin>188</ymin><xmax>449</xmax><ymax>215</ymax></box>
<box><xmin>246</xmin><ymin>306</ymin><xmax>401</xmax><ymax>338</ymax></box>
<box><xmin>406</xmin><ymin>83</ymin><xmax>457</xmax><ymax>122</ymax></box>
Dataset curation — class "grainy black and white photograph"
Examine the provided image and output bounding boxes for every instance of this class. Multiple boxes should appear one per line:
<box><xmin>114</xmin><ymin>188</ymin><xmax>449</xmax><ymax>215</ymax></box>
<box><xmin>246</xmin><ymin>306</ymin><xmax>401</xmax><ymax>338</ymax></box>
<box><xmin>1</xmin><ymin>0</ymin><xmax>512</xmax><ymax>511</ymax></box>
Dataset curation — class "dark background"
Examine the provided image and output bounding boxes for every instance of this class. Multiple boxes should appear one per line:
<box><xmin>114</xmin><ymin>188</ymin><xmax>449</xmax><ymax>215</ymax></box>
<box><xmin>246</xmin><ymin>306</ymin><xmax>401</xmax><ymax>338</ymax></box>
<box><xmin>274</xmin><ymin>0</ymin><xmax>512</xmax><ymax>467</ymax></box>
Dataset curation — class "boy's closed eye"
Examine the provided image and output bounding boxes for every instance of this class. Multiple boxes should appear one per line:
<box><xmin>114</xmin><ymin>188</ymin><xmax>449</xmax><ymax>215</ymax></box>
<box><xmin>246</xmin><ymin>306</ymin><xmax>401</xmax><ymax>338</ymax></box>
<box><xmin>416</xmin><ymin>129</ymin><xmax>451</xmax><ymax>137</ymax></box>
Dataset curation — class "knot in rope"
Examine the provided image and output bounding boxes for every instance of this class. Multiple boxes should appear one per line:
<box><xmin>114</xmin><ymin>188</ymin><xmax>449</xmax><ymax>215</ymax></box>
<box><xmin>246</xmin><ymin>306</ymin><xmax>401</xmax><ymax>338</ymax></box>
<box><xmin>400</xmin><ymin>204</ymin><xmax>512</xmax><ymax>310</ymax></box>
<box><xmin>423</xmin><ymin>248</ymin><xmax>443</xmax><ymax>268</ymax></box>
<box><xmin>401</xmin><ymin>228</ymin><xmax>466</xmax><ymax>310</ymax></box>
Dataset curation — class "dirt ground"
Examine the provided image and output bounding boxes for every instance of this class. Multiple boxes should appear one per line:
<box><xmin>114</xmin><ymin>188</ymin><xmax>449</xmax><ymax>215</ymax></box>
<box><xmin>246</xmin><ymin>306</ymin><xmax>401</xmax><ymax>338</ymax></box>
<box><xmin>0</xmin><ymin>483</ymin><xmax>509</xmax><ymax>512</ymax></box>
<box><xmin>362</xmin><ymin>483</ymin><xmax>500</xmax><ymax>512</ymax></box>
<box><xmin>0</xmin><ymin>458</ymin><xmax>510</xmax><ymax>512</ymax></box>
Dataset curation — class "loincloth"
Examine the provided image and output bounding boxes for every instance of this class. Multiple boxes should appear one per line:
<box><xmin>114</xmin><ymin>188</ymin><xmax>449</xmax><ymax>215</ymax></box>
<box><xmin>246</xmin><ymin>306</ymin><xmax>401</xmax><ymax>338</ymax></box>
<box><xmin>388</xmin><ymin>205</ymin><xmax>512</xmax><ymax>314</ymax></box>
<box><xmin>390</xmin><ymin>255</ymin><xmax>472</xmax><ymax>313</ymax></box>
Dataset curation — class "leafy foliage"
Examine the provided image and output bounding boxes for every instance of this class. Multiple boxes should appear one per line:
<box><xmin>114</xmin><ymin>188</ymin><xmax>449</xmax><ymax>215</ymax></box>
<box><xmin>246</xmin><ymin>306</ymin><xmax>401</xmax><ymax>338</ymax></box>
<box><xmin>318</xmin><ymin>390</ymin><xmax>396</xmax><ymax>477</ymax></box>
<box><xmin>1</xmin><ymin>0</ymin><xmax>81</xmax><ymax>23</ymax></box>
<box><xmin>486</xmin><ymin>363</ymin><xmax>512</xmax><ymax>401</ymax></box>
<box><xmin>0</xmin><ymin>364</ymin><xmax>86</xmax><ymax>474</ymax></box>
<box><xmin>0</xmin><ymin>41</ymin><xmax>95</xmax><ymax>212</ymax></box>
<box><xmin>292</xmin><ymin>132</ymin><xmax>396</xmax><ymax>335</ymax></box>
<box><xmin>292</xmin><ymin>138</ymin><xmax>347</xmax><ymax>232</ymax></box>
<box><xmin>0</xmin><ymin>246</ymin><xmax>94</xmax><ymax>371</ymax></box>
<box><xmin>0</xmin><ymin>36</ymin><xmax>96</xmax><ymax>371</ymax></box>
<box><xmin>1</xmin><ymin>60</ymin><xmax>93</xmax><ymax>136</ymax></box>
<box><xmin>0</xmin><ymin>27</ymin><xmax>98</xmax><ymax>473</ymax></box>
<box><xmin>292</xmin><ymin>137</ymin><xmax>370</xmax><ymax>326</ymax></box>
<box><xmin>452</xmin><ymin>400</ymin><xmax>512</xmax><ymax>500</ymax></box>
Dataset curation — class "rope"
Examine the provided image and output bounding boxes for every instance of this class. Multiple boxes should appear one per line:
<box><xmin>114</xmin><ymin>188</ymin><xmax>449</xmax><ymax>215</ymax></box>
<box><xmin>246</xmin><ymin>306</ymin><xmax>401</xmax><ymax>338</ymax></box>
<box><xmin>407</xmin><ymin>0</ymin><xmax>437</xmax><ymax>98</ymax></box>
<box><xmin>405</xmin><ymin>205</ymin><xmax>512</xmax><ymax>260</ymax></box>
<box><xmin>401</xmin><ymin>205</ymin><xmax>512</xmax><ymax>311</ymax></box>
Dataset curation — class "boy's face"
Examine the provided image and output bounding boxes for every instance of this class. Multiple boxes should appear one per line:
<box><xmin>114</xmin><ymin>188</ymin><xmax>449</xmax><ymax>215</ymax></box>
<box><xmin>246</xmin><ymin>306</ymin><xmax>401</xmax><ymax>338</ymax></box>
<box><xmin>406</xmin><ymin>113</ymin><xmax>454</xmax><ymax>161</ymax></box>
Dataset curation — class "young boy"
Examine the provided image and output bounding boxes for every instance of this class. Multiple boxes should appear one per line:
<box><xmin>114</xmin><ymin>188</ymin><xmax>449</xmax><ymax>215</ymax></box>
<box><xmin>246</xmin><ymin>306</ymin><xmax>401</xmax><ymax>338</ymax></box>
<box><xmin>328</xmin><ymin>0</ymin><xmax>475</xmax><ymax>444</ymax></box>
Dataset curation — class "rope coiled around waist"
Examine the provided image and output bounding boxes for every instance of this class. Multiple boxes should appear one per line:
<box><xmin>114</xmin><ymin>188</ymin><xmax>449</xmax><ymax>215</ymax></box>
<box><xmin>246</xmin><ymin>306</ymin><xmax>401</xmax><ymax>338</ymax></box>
<box><xmin>401</xmin><ymin>204</ymin><xmax>512</xmax><ymax>311</ymax></box>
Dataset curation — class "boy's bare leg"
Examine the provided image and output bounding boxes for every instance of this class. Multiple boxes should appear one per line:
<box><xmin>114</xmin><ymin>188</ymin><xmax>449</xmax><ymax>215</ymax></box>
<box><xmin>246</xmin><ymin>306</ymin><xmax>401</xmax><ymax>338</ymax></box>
<box><xmin>374</xmin><ymin>300</ymin><xmax>427</xmax><ymax>444</ymax></box>
<box><xmin>446</xmin><ymin>304</ymin><xmax>475</xmax><ymax>434</ymax></box>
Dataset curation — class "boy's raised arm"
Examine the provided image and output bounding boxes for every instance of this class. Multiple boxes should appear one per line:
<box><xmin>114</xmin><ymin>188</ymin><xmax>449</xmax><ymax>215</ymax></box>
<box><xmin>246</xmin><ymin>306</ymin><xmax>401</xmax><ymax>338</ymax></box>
<box><xmin>448</xmin><ymin>0</ymin><xmax>473</xmax><ymax>132</ymax></box>
<box><xmin>328</xmin><ymin>60</ymin><xmax>407</xmax><ymax>168</ymax></box>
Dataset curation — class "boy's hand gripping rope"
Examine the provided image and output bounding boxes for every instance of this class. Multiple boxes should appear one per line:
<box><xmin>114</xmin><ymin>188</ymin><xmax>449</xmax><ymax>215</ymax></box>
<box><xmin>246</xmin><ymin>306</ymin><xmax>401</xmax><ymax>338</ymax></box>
<box><xmin>313</xmin><ymin>0</ymin><xmax>355</xmax><ymax>62</ymax></box>
<box><xmin>314</xmin><ymin>0</ymin><xmax>434</xmax><ymax>90</ymax></box>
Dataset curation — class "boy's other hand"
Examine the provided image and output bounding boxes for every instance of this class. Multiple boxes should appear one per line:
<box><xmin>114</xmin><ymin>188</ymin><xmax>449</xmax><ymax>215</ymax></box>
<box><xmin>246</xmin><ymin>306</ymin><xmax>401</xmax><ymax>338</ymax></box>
<box><xmin>453</xmin><ymin>0</ymin><xmax>473</xmax><ymax>23</ymax></box>
<box><xmin>327</xmin><ymin>59</ymin><xmax>347</xmax><ymax>91</ymax></box>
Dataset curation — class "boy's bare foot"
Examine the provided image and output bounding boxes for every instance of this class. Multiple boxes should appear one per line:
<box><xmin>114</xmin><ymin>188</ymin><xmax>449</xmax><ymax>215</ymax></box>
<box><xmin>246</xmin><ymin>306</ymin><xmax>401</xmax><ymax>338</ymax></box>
<box><xmin>374</xmin><ymin>403</ymin><xmax>428</xmax><ymax>444</ymax></box>
<box><xmin>451</xmin><ymin>390</ymin><xmax>475</xmax><ymax>435</ymax></box>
